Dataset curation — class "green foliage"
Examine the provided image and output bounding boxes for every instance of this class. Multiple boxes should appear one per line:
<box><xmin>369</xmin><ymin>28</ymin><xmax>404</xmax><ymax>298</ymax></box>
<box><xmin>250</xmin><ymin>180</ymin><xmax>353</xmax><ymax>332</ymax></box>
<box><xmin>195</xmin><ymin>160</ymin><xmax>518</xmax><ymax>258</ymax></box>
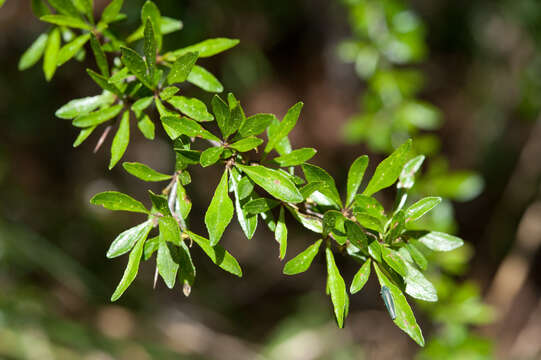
<box><xmin>18</xmin><ymin>0</ymin><xmax>474</xmax><ymax>347</ymax></box>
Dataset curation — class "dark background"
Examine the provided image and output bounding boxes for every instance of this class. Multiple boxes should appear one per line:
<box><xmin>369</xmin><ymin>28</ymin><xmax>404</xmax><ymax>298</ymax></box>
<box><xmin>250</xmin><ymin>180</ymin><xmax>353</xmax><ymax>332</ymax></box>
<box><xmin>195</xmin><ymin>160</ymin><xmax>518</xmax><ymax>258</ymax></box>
<box><xmin>1</xmin><ymin>0</ymin><xmax>540</xmax><ymax>359</ymax></box>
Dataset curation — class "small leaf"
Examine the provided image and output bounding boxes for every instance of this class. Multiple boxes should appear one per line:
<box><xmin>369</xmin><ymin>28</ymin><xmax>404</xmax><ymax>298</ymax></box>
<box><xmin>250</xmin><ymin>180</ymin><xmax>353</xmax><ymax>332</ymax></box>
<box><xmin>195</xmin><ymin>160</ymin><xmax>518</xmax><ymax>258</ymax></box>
<box><xmin>167</xmin><ymin>96</ymin><xmax>214</xmax><ymax>122</ymax></box>
<box><xmin>403</xmin><ymin>260</ymin><xmax>437</xmax><ymax>302</ymax></box>
<box><xmin>160</xmin><ymin>86</ymin><xmax>179</xmax><ymax>100</ymax></box>
<box><xmin>398</xmin><ymin>155</ymin><xmax>425</xmax><ymax>189</ymax></box>
<box><xmin>286</xmin><ymin>205</ymin><xmax>323</xmax><ymax>234</ymax></box>
<box><xmin>242</xmin><ymin>198</ymin><xmax>280</xmax><ymax>214</ymax></box>
<box><xmin>264</xmin><ymin>102</ymin><xmax>303</xmax><ymax>154</ymax></box>
<box><xmin>90</xmin><ymin>34</ymin><xmax>109</xmax><ymax>77</ymax></box>
<box><xmin>43</xmin><ymin>28</ymin><xmax>61</xmax><ymax>81</ymax></box>
<box><xmin>123</xmin><ymin>162</ymin><xmax>172</xmax><ymax>182</ymax></box>
<box><xmin>346</xmin><ymin>155</ymin><xmax>369</xmax><ymax>207</ymax></box>
<box><xmin>200</xmin><ymin>146</ymin><xmax>224</xmax><ymax>167</ymax></box>
<box><xmin>57</xmin><ymin>33</ymin><xmax>90</xmax><ymax>66</ymax></box>
<box><xmin>406</xmin><ymin>243</ymin><xmax>427</xmax><ymax>270</ymax></box>
<box><xmin>131</xmin><ymin>97</ymin><xmax>154</xmax><ymax>114</ymax></box>
<box><xmin>120</xmin><ymin>46</ymin><xmax>153</xmax><ymax>89</ymax></box>
<box><xmin>229</xmin><ymin>167</ymin><xmax>258</xmax><ymax>239</ymax></box>
<box><xmin>228</xmin><ymin>137</ymin><xmax>263</xmax><ymax>152</ymax></box>
<box><xmin>175</xmin><ymin>179</ymin><xmax>192</xmax><ymax>219</ymax></box>
<box><xmin>90</xmin><ymin>191</ymin><xmax>148</xmax><ymax>214</ymax></box>
<box><xmin>143</xmin><ymin>19</ymin><xmax>157</xmax><ymax>78</ymax></box>
<box><xmin>344</xmin><ymin>220</ymin><xmax>367</xmax><ymax>250</ymax></box>
<box><xmin>19</xmin><ymin>33</ymin><xmax>48</xmax><ymax>71</ymax></box>
<box><xmin>275</xmin><ymin>206</ymin><xmax>288</xmax><ymax>260</ymax></box>
<box><xmin>415</xmin><ymin>231</ymin><xmax>464</xmax><ymax>252</ymax></box>
<box><xmin>363</xmin><ymin>139</ymin><xmax>412</xmax><ymax>196</ymax></box>
<box><xmin>302</xmin><ymin>163</ymin><xmax>342</xmax><ymax>208</ymax></box>
<box><xmin>101</xmin><ymin>0</ymin><xmax>124</xmax><ymax>24</ymax></box>
<box><xmin>167</xmin><ymin>38</ymin><xmax>239</xmax><ymax>59</ymax></box>
<box><xmin>47</xmin><ymin>0</ymin><xmax>80</xmax><ymax>17</ymax></box>
<box><xmin>167</xmin><ymin>52</ymin><xmax>198</xmax><ymax>84</ymax></box>
<box><xmin>238</xmin><ymin>113</ymin><xmax>275</xmax><ymax>138</ymax></box>
<box><xmin>325</xmin><ymin>247</ymin><xmax>348</xmax><ymax>328</ymax></box>
<box><xmin>274</xmin><ymin>148</ymin><xmax>317</xmax><ymax>167</ymax></box>
<box><xmin>381</xmin><ymin>247</ymin><xmax>407</xmax><ymax>277</ymax></box>
<box><xmin>187</xmin><ymin>65</ymin><xmax>223</xmax><ymax>93</ymax></box>
<box><xmin>141</xmin><ymin>0</ymin><xmax>162</xmax><ymax>51</ymax></box>
<box><xmin>107</xmin><ymin>220</ymin><xmax>152</xmax><ymax>258</ymax></box>
<box><xmin>211</xmin><ymin>95</ymin><xmax>230</xmax><ymax>138</ymax></box>
<box><xmin>187</xmin><ymin>231</ymin><xmax>242</xmax><ymax>277</ymax></box>
<box><xmin>405</xmin><ymin>197</ymin><xmax>441</xmax><ymax>222</ymax></box>
<box><xmin>111</xmin><ymin>234</ymin><xmax>145</xmax><ymax>301</ymax></box>
<box><xmin>56</xmin><ymin>92</ymin><xmax>114</xmax><ymax>119</ymax></box>
<box><xmin>109</xmin><ymin>111</ymin><xmax>130</xmax><ymax>169</ymax></box>
<box><xmin>31</xmin><ymin>0</ymin><xmax>51</xmax><ymax>18</ymax></box>
<box><xmin>86</xmin><ymin>69</ymin><xmax>122</xmax><ymax>96</ymax></box>
<box><xmin>204</xmin><ymin>170</ymin><xmax>234</xmax><ymax>246</ymax></box>
<box><xmin>143</xmin><ymin>236</ymin><xmax>159</xmax><ymax>260</ymax></box>
<box><xmin>161</xmin><ymin>116</ymin><xmax>220</xmax><ymax>142</ymax></box>
<box><xmin>283</xmin><ymin>239</ymin><xmax>322</xmax><ymax>275</ymax></box>
<box><xmin>322</xmin><ymin>210</ymin><xmax>345</xmax><ymax>238</ymax></box>
<box><xmin>350</xmin><ymin>258</ymin><xmax>371</xmax><ymax>294</ymax></box>
<box><xmin>157</xmin><ymin>220</ymin><xmax>180</xmax><ymax>289</ymax></box>
<box><xmin>73</xmin><ymin>126</ymin><xmax>96</xmax><ymax>147</ymax></box>
<box><xmin>373</xmin><ymin>263</ymin><xmax>425</xmax><ymax>346</ymax></box>
<box><xmin>40</xmin><ymin>14</ymin><xmax>92</xmax><ymax>30</ymax></box>
<box><xmin>126</xmin><ymin>16</ymin><xmax>182</xmax><ymax>43</ymax></box>
<box><xmin>236</xmin><ymin>164</ymin><xmax>303</xmax><ymax>203</ymax></box>
<box><xmin>137</xmin><ymin>115</ymin><xmax>155</xmax><ymax>140</ymax></box>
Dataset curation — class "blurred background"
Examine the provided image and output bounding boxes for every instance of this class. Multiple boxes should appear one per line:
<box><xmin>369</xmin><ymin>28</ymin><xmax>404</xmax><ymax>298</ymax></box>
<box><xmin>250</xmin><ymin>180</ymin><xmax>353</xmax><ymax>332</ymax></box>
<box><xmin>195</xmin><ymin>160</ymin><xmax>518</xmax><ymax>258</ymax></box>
<box><xmin>1</xmin><ymin>0</ymin><xmax>541</xmax><ymax>359</ymax></box>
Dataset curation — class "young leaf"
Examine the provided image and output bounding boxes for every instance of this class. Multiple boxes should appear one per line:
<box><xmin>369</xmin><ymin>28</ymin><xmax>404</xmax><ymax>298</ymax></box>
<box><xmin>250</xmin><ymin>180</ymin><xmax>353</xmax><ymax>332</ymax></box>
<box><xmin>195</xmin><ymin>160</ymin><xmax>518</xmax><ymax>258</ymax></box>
<box><xmin>148</xmin><ymin>190</ymin><xmax>170</xmax><ymax>216</ymax></box>
<box><xmin>109</xmin><ymin>111</ymin><xmax>130</xmax><ymax>169</ymax></box>
<box><xmin>344</xmin><ymin>220</ymin><xmax>367</xmax><ymax>250</ymax></box>
<box><xmin>264</xmin><ymin>102</ymin><xmax>303</xmax><ymax>154</ymax></box>
<box><xmin>273</xmin><ymin>148</ymin><xmax>317</xmax><ymax>167</ymax></box>
<box><xmin>363</xmin><ymin>139</ymin><xmax>412</xmax><ymax>196</ymax></box>
<box><xmin>137</xmin><ymin>115</ymin><xmax>155</xmax><ymax>140</ymax></box>
<box><xmin>200</xmin><ymin>147</ymin><xmax>224</xmax><ymax>167</ymax></box>
<box><xmin>90</xmin><ymin>191</ymin><xmax>149</xmax><ymax>214</ymax></box>
<box><xmin>56</xmin><ymin>93</ymin><xmax>114</xmax><ymax>120</ymax></box>
<box><xmin>204</xmin><ymin>170</ymin><xmax>234</xmax><ymax>246</ymax></box>
<box><xmin>90</xmin><ymin>34</ymin><xmax>109</xmax><ymax>77</ymax></box>
<box><xmin>120</xmin><ymin>46</ymin><xmax>153</xmax><ymax>89</ymax></box>
<box><xmin>107</xmin><ymin>220</ymin><xmax>152</xmax><ymax>258</ymax></box>
<box><xmin>73</xmin><ymin>126</ymin><xmax>96</xmax><ymax>147</ymax></box>
<box><xmin>187</xmin><ymin>231</ymin><xmax>242</xmax><ymax>277</ymax></box>
<box><xmin>161</xmin><ymin>116</ymin><xmax>220</xmax><ymax>142</ymax></box>
<box><xmin>415</xmin><ymin>231</ymin><xmax>463</xmax><ymax>251</ymax></box>
<box><xmin>56</xmin><ymin>33</ymin><xmax>91</xmax><ymax>66</ymax></box>
<box><xmin>325</xmin><ymin>246</ymin><xmax>348</xmax><ymax>328</ymax></box>
<box><xmin>167</xmin><ymin>38</ymin><xmax>239</xmax><ymax>59</ymax></box>
<box><xmin>283</xmin><ymin>239</ymin><xmax>322</xmax><ymax>275</ymax></box>
<box><xmin>141</xmin><ymin>0</ymin><xmax>162</xmax><ymax>51</ymax></box>
<box><xmin>143</xmin><ymin>236</ymin><xmax>159</xmax><ymax>260</ymax></box>
<box><xmin>275</xmin><ymin>206</ymin><xmax>288</xmax><ymax>260</ymax></box>
<box><xmin>350</xmin><ymin>258</ymin><xmax>371</xmax><ymax>294</ymax></box>
<box><xmin>403</xmin><ymin>260</ymin><xmax>437</xmax><ymax>302</ymax></box>
<box><xmin>167</xmin><ymin>96</ymin><xmax>214</xmax><ymax>122</ymax></box>
<box><xmin>373</xmin><ymin>263</ymin><xmax>425</xmax><ymax>346</ymax></box>
<box><xmin>353</xmin><ymin>195</ymin><xmax>386</xmax><ymax>220</ymax></box>
<box><xmin>286</xmin><ymin>205</ymin><xmax>323</xmax><ymax>234</ymax></box>
<box><xmin>160</xmin><ymin>86</ymin><xmax>179</xmax><ymax>100</ymax></box>
<box><xmin>177</xmin><ymin>241</ymin><xmax>195</xmax><ymax>295</ymax></box>
<box><xmin>238</xmin><ymin>113</ymin><xmax>275</xmax><ymax>138</ymax></box>
<box><xmin>242</xmin><ymin>198</ymin><xmax>280</xmax><ymax>215</ymax></box>
<box><xmin>143</xmin><ymin>19</ymin><xmax>157</xmax><ymax>78</ymax></box>
<box><xmin>86</xmin><ymin>69</ymin><xmax>122</xmax><ymax>96</ymax></box>
<box><xmin>406</xmin><ymin>243</ymin><xmax>427</xmax><ymax>270</ymax></box>
<box><xmin>126</xmin><ymin>16</ymin><xmax>182</xmax><ymax>43</ymax></box>
<box><xmin>48</xmin><ymin>0</ymin><xmax>80</xmax><ymax>17</ymax></box>
<box><xmin>167</xmin><ymin>52</ymin><xmax>198</xmax><ymax>84</ymax></box>
<box><xmin>187</xmin><ymin>65</ymin><xmax>224</xmax><ymax>93</ymax></box>
<box><xmin>122</xmin><ymin>162</ymin><xmax>172</xmax><ymax>182</ymax></box>
<box><xmin>229</xmin><ymin>168</ymin><xmax>258</xmax><ymax>239</ymax></box>
<box><xmin>19</xmin><ymin>33</ymin><xmax>48</xmax><ymax>71</ymax></box>
<box><xmin>131</xmin><ymin>97</ymin><xmax>154</xmax><ymax>114</ymax></box>
<box><xmin>157</xmin><ymin>229</ymin><xmax>179</xmax><ymax>289</ymax></box>
<box><xmin>174</xmin><ymin>179</ymin><xmax>192</xmax><ymax>220</ymax></box>
<box><xmin>381</xmin><ymin>247</ymin><xmax>407</xmax><ymax>277</ymax></box>
<box><xmin>322</xmin><ymin>210</ymin><xmax>345</xmax><ymax>238</ymax></box>
<box><xmin>405</xmin><ymin>197</ymin><xmax>441</xmax><ymax>222</ymax></box>
<box><xmin>228</xmin><ymin>137</ymin><xmax>263</xmax><ymax>152</ymax></box>
<box><xmin>101</xmin><ymin>0</ymin><xmax>124</xmax><ymax>24</ymax></box>
<box><xmin>31</xmin><ymin>0</ymin><xmax>51</xmax><ymax>17</ymax></box>
<box><xmin>43</xmin><ymin>27</ymin><xmax>60</xmax><ymax>81</ymax></box>
<box><xmin>40</xmin><ymin>14</ymin><xmax>92</xmax><ymax>30</ymax></box>
<box><xmin>301</xmin><ymin>163</ymin><xmax>342</xmax><ymax>208</ymax></box>
<box><xmin>236</xmin><ymin>164</ymin><xmax>303</xmax><ymax>203</ymax></box>
<box><xmin>211</xmin><ymin>95</ymin><xmax>230</xmax><ymax>138</ymax></box>
<box><xmin>346</xmin><ymin>155</ymin><xmax>369</xmax><ymax>207</ymax></box>
<box><xmin>398</xmin><ymin>155</ymin><xmax>425</xmax><ymax>189</ymax></box>
<box><xmin>110</xmin><ymin>234</ymin><xmax>146</xmax><ymax>301</ymax></box>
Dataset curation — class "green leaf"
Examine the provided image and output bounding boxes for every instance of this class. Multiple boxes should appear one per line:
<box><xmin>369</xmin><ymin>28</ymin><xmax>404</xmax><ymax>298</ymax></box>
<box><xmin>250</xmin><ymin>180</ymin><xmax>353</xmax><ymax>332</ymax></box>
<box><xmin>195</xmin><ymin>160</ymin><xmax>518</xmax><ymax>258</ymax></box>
<box><xmin>264</xmin><ymin>102</ymin><xmax>303</xmax><ymax>154</ymax></box>
<box><xmin>186</xmin><ymin>231</ymin><xmax>242</xmax><ymax>277</ymax></box>
<box><xmin>229</xmin><ymin>168</ymin><xmax>258</xmax><ymax>239</ymax></box>
<box><xmin>275</xmin><ymin>206</ymin><xmax>287</xmax><ymax>260</ymax></box>
<box><xmin>322</xmin><ymin>210</ymin><xmax>345</xmax><ymax>238</ymax></box>
<box><xmin>19</xmin><ymin>33</ymin><xmax>48</xmax><ymax>71</ymax></box>
<box><xmin>398</xmin><ymin>155</ymin><xmax>425</xmax><ymax>189</ymax></box>
<box><xmin>143</xmin><ymin>19</ymin><xmax>157</xmax><ymax>78</ymax></box>
<box><xmin>41</xmin><ymin>14</ymin><xmax>92</xmax><ymax>30</ymax></box>
<box><xmin>406</xmin><ymin>243</ymin><xmax>427</xmax><ymax>271</ymax></box>
<box><xmin>363</xmin><ymin>139</ymin><xmax>412</xmax><ymax>196</ymax></box>
<box><xmin>242</xmin><ymin>198</ymin><xmax>280</xmax><ymax>215</ymax></box>
<box><xmin>73</xmin><ymin>0</ymin><xmax>93</xmax><ymax>21</ymax></box>
<box><xmin>325</xmin><ymin>247</ymin><xmax>348</xmax><ymax>328</ymax></box>
<box><xmin>101</xmin><ymin>0</ymin><xmax>123</xmax><ymax>24</ymax></box>
<box><xmin>344</xmin><ymin>220</ymin><xmax>367</xmax><ymax>250</ymax></box>
<box><xmin>346</xmin><ymin>155</ymin><xmax>369</xmax><ymax>207</ymax></box>
<box><xmin>205</xmin><ymin>170</ymin><xmax>234</xmax><ymax>246</ymax></box>
<box><xmin>123</xmin><ymin>162</ymin><xmax>171</xmax><ymax>182</ymax></box>
<box><xmin>381</xmin><ymin>247</ymin><xmax>407</xmax><ymax>277</ymax></box>
<box><xmin>200</xmin><ymin>147</ymin><xmax>224</xmax><ymax>167</ymax></box>
<box><xmin>283</xmin><ymin>239</ymin><xmax>322</xmax><ymax>275</ymax></box>
<box><xmin>167</xmin><ymin>38</ymin><xmax>239</xmax><ymax>59</ymax></box>
<box><xmin>48</xmin><ymin>0</ymin><xmax>80</xmax><ymax>17</ymax></box>
<box><xmin>141</xmin><ymin>0</ymin><xmax>162</xmax><ymax>51</ymax></box>
<box><xmin>273</xmin><ymin>148</ymin><xmax>317</xmax><ymax>167</ymax></box>
<box><xmin>187</xmin><ymin>65</ymin><xmax>224</xmax><ymax>93</ymax></box>
<box><xmin>387</xmin><ymin>209</ymin><xmax>406</xmax><ymax>242</ymax></box>
<box><xmin>286</xmin><ymin>205</ymin><xmax>323</xmax><ymax>233</ymax></box>
<box><xmin>148</xmin><ymin>190</ymin><xmax>170</xmax><ymax>216</ymax></box>
<box><xmin>56</xmin><ymin>92</ymin><xmax>114</xmax><ymax>120</ymax></box>
<box><xmin>301</xmin><ymin>163</ymin><xmax>342</xmax><ymax>208</ymax></box>
<box><xmin>405</xmin><ymin>197</ymin><xmax>441</xmax><ymax>222</ymax></box>
<box><xmin>415</xmin><ymin>231</ymin><xmax>463</xmax><ymax>252</ymax></box>
<box><xmin>43</xmin><ymin>28</ymin><xmax>61</xmax><ymax>81</ymax></box>
<box><xmin>120</xmin><ymin>46</ymin><xmax>153</xmax><ymax>89</ymax></box>
<box><xmin>73</xmin><ymin>126</ymin><xmax>96</xmax><ymax>147</ymax></box>
<box><xmin>108</xmin><ymin>111</ymin><xmax>130</xmax><ymax>169</ymax></box>
<box><xmin>167</xmin><ymin>52</ymin><xmax>198</xmax><ymax>84</ymax></box>
<box><xmin>238</xmin><ymin>113</ymin><xmax>275</xmax><ymax>138</ymax></box>
<box><xmin>236</xmin><ymin>164</ymin><xmax>303</xmax><ymax>203</ymax></box>
<box><xmin>160</xmin><ymin>86</ymin><xmax>179</xmax><ymax>100</ymax></box>
<box><xmin>137</xmin><ymin>115</ymin><xmax>155</xmax><ymax>140</ymax></box>
<box><xmin>126</xmin><ymin>16</ymin><xmax>182</xmax><ymax>43</ymax></box>
<box><xmin>225</xmin><ymin>95</ymin><xmax>244</xmax><ymax>138</ymax></box>
<box><xmin>31</xmin><ymin>0</ymin><xmax>51</xmax><ymax>18</ymax></box>
<box><xmin>131</xmin><ymin>97</ymin><xmax>154</xmax><ymax>114</ymax></box>
<box><xmin>350</xmin><ymin>259</ymin><xmax>371</xmax><ymax>294</ymax></box>
<box><xmin>90</xmin><ymin>191</ymin><xmax>148</xmax><ymax>214</ymax></box>
<box><xmin>107</xmin><ymin>220</ymin><xmax>152</xmax><ymax>258</ymax></box>
<box><xmin>143</xmin><ymin>236</ymin><xmax>159</xmax><ymax>260</ymax></box>
<box><xmin>110</xmin><ymin>234</ymin><xmax>145</xmax><ymax>301</ymax></box>
<box><xmin>403</xmin><ymin>260</ymin><xmax>437</xmax><ymax>302</ymax></box>
<box><xmin>353</xmin><ymin>195</ymin><xmax>386</xmax><ymax>220</ymax></box>
<box><xmin>229</xmin><ymin>137</ymin><xmax>263</xmax><ymax>152</ymax></box>
<box><xmin>373</xmin><ymin>263</ymin><xmax>424</xmax><ymax>346</ymax></box>
<box><xmin>86</xmin><ymin>69</ymin><xmax>122</xmax><ymax>96</ymax></box>
<box><xmin>57</xmin><ymin>33</ymin><xmax>90</xmax><ymax>66</ymax></box>
<box><xmin>177</xmin><ymin>241</ymin><xmax>195</xmax><ymax>295</ymax></box>
<box><xmin>175</xmin><ymin>179</ymin><xmax>192</xmax><ymax>219</ymax></box>
<box><xmin>211</xmin><ymin>95</ymin><xmax>230</xmax><ymax>139</ymax></box>
<box><xmin>161</xmin><ymin>116</ymin><xmax>220</xmax><ymax>142</ymax></box>
<box><xmin>90</xmin><ymin>34</ymin><xmax>109</xmax><ymax>77</ymax></box>
<box><xmin>167</xmin><ymin>96</ymin><xmax>214</xmax><ymax>122</ymax></box>
<box><xmin>157</xmin><ymin>220</ymin><xmax>180</xmax><ymax>288</ymax></box>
